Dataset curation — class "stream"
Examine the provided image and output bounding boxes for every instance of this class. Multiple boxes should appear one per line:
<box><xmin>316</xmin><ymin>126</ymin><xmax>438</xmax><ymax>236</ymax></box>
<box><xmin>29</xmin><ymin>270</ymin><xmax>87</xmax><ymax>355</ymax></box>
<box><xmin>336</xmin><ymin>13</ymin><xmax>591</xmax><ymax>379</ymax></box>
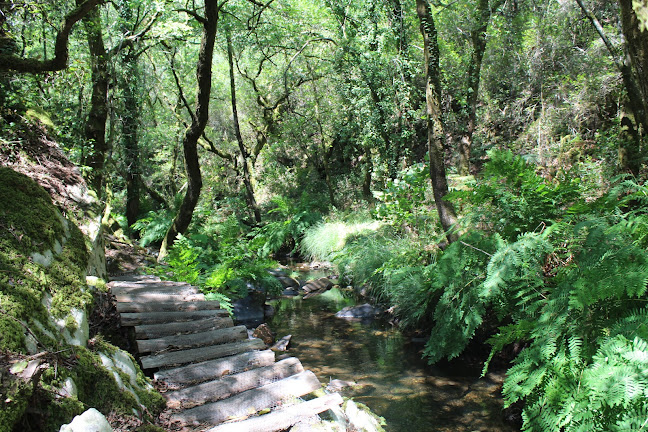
<box><xmin>267</xmin><ymin>265</ymin><xmax>518</xmax><ymax>432</ymax></box>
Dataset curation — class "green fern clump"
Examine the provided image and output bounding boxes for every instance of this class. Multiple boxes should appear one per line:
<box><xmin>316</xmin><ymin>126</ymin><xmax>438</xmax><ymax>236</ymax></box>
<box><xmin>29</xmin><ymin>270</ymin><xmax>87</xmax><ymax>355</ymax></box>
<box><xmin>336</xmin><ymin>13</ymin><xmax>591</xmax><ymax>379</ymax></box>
<box><xmin>131</xmin><ymin>209</ymin><xmax>175</xmax><ymax>247</ymax></box>
<box><xmin>450</xmin><ymin>150</ymin><xmax>582</xmax><ymax>240</ymax></box>
<box><xmin>493</xmin><ymin>218</ymin><xmax>648</xmax><ymax>431</ymax></box>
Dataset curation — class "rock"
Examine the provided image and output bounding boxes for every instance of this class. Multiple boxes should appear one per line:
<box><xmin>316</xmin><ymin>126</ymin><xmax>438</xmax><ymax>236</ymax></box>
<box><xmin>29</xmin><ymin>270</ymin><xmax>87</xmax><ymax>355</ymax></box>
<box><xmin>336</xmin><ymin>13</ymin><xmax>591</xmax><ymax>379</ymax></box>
<box><xmin>344</xmin><ymin>400</ymin><xmax>386</xmax><ymax>432</ymax></box>
<box><xmin>233</xmin><ymin>285</ymin><xmax>266</xmax><ymax>325</ymax></box>
<box><xmin>253</xmin><ymin>323</ymin><xmax>275</xmax><ymax>346</ymax></box>
<box><xmin>282</xmin><ymin>287</ymin><xmax>299</xmax><ymax>296</ymax></box>
<box><xmin>326</xmin><ymin>378</ymin><xmax>357</xmax><ymax>392</ymax></box>
<box><xmin>271</xmin><ymin>334</ymin><xmax>292</xmax><ymax>351</ymax></box>
<box><xmin>335</xmin><ymin>304</ymin><xmax>380</xmax><ymax>320</ymax></box>
<box><xmin>59</xmin><ymin>408</ymin><xmax>113</xmax><ymax>432</ymax></box>
<box><xmin>264</xmin><ymin>303</ymin><xmax>276</xmax><ymax>319</ymax></box>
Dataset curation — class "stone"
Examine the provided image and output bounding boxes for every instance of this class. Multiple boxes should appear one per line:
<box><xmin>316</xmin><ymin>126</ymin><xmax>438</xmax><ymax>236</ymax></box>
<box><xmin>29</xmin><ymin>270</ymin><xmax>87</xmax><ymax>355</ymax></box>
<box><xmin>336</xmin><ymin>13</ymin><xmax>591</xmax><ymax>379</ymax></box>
<box><xmin>253</xmin><ymin>323</ymin><xmax>275</xmax><ymax>346</ymax></box>
<box><xmin>271</xmin><ymin>334</ymin><xmax>292</xmax><ymax>351</ymax></box>
<box><xmin>335</xmin><ymin>304</ymin><xmax>380</xmax><ymax>320</ymax></box>
<box><xmin>59</xmin><ymin>408</ymin><xmax>113</xmax><ymax>432</ymax></box>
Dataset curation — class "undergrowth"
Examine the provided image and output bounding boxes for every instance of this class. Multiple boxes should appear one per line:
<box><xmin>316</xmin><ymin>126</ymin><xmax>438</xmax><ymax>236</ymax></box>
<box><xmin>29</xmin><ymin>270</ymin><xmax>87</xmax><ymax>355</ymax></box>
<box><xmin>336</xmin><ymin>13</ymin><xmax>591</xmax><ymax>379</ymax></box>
<box><xmin>299</xmin><ymin>150</ymin><xmax>648</xmax><ymax>431</ymax></box>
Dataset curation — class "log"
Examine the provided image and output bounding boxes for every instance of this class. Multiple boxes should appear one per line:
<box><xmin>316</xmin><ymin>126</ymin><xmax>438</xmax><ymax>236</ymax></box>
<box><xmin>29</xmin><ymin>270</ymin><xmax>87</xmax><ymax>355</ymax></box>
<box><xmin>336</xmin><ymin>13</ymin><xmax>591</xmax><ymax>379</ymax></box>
<box><xmin>117</xmin><ymin>299</ymin><xmax>220</xmax><ymax>314</ymax></box>
<box><xmin>140</xmin><ymin>338</ymin><xmax>265</xmax><ymax>369</ymax></box>
<box><xmin>154</xmin><ymin>350</ymin><xmax>275</xmax><ymax>388</ymax></box>
<box><xmin>137</xmin><ymin>325</ymin><xmax>248</xmax><ymax>354</ymax></box>
<box><xmin>164</xmin><ymin>357</ymin><xmax>304</xmax><ymax>408</ymax></box>
<box><xmin>135</xmin><ymin>316</ymin><xmax>233</xmax><ymax>339</ymax></box>
<box><xmin>206</xmin><ymin>393</ymin><xmax>344</xmax><ymax>432</ymax></box>
<box><xmin>108</xmin><ymin>280</ymin><xmax>190</xmax><ymax>289</ymax></box>
<box><xmin>120</xmin><ymin>309</ymin><xmax>229</xmax><ymax>326</ymax></box>
<box><xmin>170</xmin><ymin>370</ymin><xmax>322</xmax><ymax>426</ymax></box>
<box><xmin>302</xmin><ymin>278</ymin><xmax>332</xmax><ymax>293</ymax></box>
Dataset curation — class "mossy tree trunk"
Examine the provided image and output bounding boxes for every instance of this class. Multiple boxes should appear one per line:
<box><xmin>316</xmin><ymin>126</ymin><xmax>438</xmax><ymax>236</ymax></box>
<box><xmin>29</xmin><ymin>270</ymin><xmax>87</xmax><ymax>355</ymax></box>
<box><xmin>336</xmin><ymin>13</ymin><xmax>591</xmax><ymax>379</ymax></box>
<box><xmin>160</xmin><ymin>0</ymin><xmax>223</xmax><ymax>259</ymax></box>
<box><xmin>227</xmin><ymin>33</ymin><xmax>261</xmax><ymax>224</ymax></box>
<box><xmin>79</xmin><ymin>1</ymin><xmax>109</xmax><ymax>195</ymax></box>
<box><xmin>457</xmin><ymin>0</ymin><xmax>504</xmax><ymax>176</ymax></box>
<box><xmin>417</xmin><ymin>0</ymin><xmax>458</xmax><ymax>242</ymax></box>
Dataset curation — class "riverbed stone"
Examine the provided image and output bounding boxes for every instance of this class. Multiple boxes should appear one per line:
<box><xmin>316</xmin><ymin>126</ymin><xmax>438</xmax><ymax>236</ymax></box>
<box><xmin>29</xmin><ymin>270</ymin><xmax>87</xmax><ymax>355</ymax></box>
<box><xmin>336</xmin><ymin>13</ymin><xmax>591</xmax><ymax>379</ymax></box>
<box><xmin>335</xmin><ymin>304</ymin><xmax>380</xmax><ymax>320</ymax></box>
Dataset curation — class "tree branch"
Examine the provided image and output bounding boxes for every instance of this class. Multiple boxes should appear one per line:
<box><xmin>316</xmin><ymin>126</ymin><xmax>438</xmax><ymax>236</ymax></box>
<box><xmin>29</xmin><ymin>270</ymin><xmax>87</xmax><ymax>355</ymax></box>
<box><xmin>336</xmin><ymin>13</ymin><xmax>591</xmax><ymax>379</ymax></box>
<box><xmin>0</xmin><ymin>0</ymin><xmax>104</xmax><ymax>72</ymax></box>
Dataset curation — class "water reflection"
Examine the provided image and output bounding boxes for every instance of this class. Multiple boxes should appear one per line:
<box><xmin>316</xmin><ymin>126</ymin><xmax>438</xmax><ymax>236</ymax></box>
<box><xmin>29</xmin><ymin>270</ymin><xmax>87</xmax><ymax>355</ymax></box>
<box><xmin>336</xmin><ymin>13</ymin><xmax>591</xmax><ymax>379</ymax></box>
<box><xmin>269</xmin><ymin>287</ymin><xmax>517</xmax><ymax>432</ymax></box>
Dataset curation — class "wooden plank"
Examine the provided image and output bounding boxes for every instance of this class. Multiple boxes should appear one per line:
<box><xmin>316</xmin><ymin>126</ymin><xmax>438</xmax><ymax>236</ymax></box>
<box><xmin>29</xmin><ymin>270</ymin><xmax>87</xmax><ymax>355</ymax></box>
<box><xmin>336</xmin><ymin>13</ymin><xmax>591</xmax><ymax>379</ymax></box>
<box><xmin>137</xmin><ymin>325</ymin><xmax>248</xmax><ymax>354</ymax></box>
<box><xmin>141</xmin><ymin>338</ymin><xmax>265</xmax><ymax>370</ymax></box>
<box><xmin>120</xmin><ymin>309</ymin><xmax>229</xmax><ymax>326</ymax></box>
<box><xmin>117</xmin><ymin>299</ymin><xmax>219</xmax><ymax>314</ymax></box>
<box><xmin>109</xmin><ymin>275</ymin><xmax>160</xmax><ymax>282</ymax></box>
<box><xmin>164</xmin><ymin>357</ymin><xmax>305</xmax><ymax>408</ymax></box>
<box><xmin>110</xmin><ymin>284</ymin><xmax>198</xmax><ymax>296</ymax></box>
<box><xmin>115</xmin><ymin>292</ymin><xmax>205</xmax><ymax>304</ymax></box>
<box><xmin>135</xmin><ymin>316</ymin><xmax>233</xmax><ymax>339</ymax></box>
<box><xmin>206</xmin><ymin>393</ymin><xmax>344</xmax><ymax>432</ymax></box>
<box><xmin>108</xmin><ymin>280</ymin><xmax>188</xmax><ymax>288</ymax></box>
<box><xmin>154</xmin><ymin>350</ymin><xmax>275</xmax><ymax>388</ymax></box>
<box><xmin>170</xmin><ymin>370</ymin><xmax>322</xmax><ymax>426</ymax></box>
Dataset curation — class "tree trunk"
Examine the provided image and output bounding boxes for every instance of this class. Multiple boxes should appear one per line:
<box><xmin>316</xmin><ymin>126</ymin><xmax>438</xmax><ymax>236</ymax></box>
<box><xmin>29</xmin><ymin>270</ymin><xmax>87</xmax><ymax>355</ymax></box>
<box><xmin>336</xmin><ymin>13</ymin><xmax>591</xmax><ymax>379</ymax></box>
<box><xmin>457</xmin><ymin>0</ymin><xmax>494</xmax><ymax>175</ymax></box>
<box><xmin>416</xmin><ymin>0</ymin><xmax>458</xmax><ymax>242</ymax></box>
<box><xmin>160</xmin><ymin>0</ymin><xmax>221</xmax><ymax>259</ymax></box>
<box><xmin>0</xmin><ymin>0</ymin><xmax>102</xmax><ymax>73</ymax></box>
<box><xmin>619</xmin><ymin>0</ymin><xmax>648</xmax><ymax>134</ymax></box>
<box><xmin>79</xmin><ymin>2</ymin><xmax>110</xmax><ymax>195</ymax></box>
<box><xmin>120</xmin><ymin>50</ymin><xmax>141</xmax><ymax>231</ymax></box>
<box><xmin>227</xmin><ymin>34</ymin><xmax>261</xmax><ymax>224</ymax></box>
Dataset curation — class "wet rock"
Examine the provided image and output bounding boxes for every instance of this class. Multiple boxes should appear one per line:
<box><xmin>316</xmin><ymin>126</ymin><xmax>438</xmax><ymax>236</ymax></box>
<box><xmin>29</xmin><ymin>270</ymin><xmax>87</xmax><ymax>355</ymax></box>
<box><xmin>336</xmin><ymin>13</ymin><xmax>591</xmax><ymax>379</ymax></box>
<box><xmin>233</xmin><ymin>283</ymin><xmax>266</xmax><ymax>325</ymax></box>
<box><xmin>271</xmin><ymin>334</ymin><xmax>292</xmax><ymax>351</ymax></box>
<box><xmin>335</xmin><ymin>304</ymin><xmax>380</xmax><ymax>320</ymax></box>
<box><xmin>253</xmin><ymin>323</ymin><xmax>275</xmax><ymax>346</ymax></box>
<box><xmin>326</xmin><ymin>378</ymin><xmax>357</xmax><ymax>392</ymax></box>
<box><xmin>277</xmin><ymin>276</ymin><xmax>300</xmax><ymax>289</ymax></box>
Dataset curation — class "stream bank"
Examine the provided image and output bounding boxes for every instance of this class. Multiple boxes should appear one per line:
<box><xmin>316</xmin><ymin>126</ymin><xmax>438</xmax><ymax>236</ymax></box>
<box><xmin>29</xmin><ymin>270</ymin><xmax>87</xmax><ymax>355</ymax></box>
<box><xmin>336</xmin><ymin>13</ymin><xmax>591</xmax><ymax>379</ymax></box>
<box><xmin>262</xmin><ymin>263</ymin><xmax>518</xmax><ymax>432</ymax></box>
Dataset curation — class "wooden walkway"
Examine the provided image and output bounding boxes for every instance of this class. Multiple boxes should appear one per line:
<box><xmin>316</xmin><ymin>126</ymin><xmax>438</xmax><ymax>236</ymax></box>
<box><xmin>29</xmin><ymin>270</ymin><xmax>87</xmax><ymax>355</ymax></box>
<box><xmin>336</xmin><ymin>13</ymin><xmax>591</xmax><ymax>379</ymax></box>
<box><xmin>108</xmin><ymin>275</ymin><xmax>344</xmax><ymax>432</ymax></box>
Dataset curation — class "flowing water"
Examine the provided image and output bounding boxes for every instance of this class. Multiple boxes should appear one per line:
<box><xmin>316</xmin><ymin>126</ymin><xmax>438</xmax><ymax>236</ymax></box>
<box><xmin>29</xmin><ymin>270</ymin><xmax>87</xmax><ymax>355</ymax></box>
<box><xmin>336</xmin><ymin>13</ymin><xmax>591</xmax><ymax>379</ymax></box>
<box><xmin>268</xmin><ymin>267</ymin><xmax>518</xmax><ymax>432</ymax></box>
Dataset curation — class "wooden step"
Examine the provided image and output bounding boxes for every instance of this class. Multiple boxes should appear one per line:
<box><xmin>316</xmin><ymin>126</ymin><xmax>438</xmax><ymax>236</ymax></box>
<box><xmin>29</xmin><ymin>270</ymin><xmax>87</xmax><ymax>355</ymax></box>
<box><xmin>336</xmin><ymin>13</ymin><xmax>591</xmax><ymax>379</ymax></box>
<box><xmin>117</xmin><ymin>299</ymin><xmax>221</xmax><ymax>314</ymax></box>
<box><xmin>135</xmin><ymin>316</ymin><xmax>233</xmax><ymax>339</ymax></box>
<box><xmin>170</xmin><ymin>370</ymin><xmax>322</xmax><ymax>426</ymax></box>
<box><xmin>120</xmin><ymin>309</ymin><xmax>229</xmax><ymax>326</ymax></box>
<box><xmin>164</xmin><ymin>357</ymin><xmax>305</xmax><ymax>408</ymax></box>
<box><xmin>109</xmin><ymin>275</ymin><xmax>161</xmax><ymax>282</ymax></box>
<box><xmin>141</xmin><ymin>338</ymin><xmax>265</xmax><ymax>370</ymax></box>
<box><xmin>206</xmin><ymin>393</ymin><xmax>344</xmax><ymax>432</ymax></box>
<box><xmin>109</xmin><ymin>280</ymin><xmax>190</xmax><ymax>288</ymax></box>
<box><xmin>115</xmin><ymin>292</ymin><xmax>205</xmax><ymax>303</ymax></box>
<box><xmin>154</xmin><ymin>350</ymin><xmax>276</xmax><ymax>388</ymax></box>
<box><xmin>137</xmin><ymin>325</ymin><xmax>248</xmax><ymax>354</ymax></box>
<box><xmin>110</xmin><ymin>283</ymin><xmax>196</xmax><ymax>296</ymax></box>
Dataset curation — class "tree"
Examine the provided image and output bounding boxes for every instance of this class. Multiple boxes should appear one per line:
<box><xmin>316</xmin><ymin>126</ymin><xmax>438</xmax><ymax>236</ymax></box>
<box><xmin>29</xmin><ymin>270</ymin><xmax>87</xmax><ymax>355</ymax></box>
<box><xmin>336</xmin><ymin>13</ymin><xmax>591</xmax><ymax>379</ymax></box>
<box><xmin>416</xmin><ymin>0</ymin><xmax>458</xmax><ymax>242</ymax></box>
<box><xmin>160</xmin><ymin>0</ymin><xmax>225</xmax><ymax>258</ymax></box>
<box><xmin>0</xmin><ymin>0</ymin><xmax>103</xmax><ymax>73</ymax></box>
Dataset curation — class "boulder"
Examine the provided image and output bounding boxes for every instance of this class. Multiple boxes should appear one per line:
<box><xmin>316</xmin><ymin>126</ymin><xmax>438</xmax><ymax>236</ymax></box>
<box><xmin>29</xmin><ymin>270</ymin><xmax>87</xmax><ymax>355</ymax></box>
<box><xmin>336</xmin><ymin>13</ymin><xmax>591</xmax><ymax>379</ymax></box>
<box><xmin>253</xmin><ymin>323</ymin><xmax>275</xmax><ymax>346</ymax></box>
<box><xmin>335</xmin><ymin>304</ymin><xmax>380</xmax><ymax>320</ymax></box>
<box><xmin>59</xmin><ymin>408</ymin><xmax>113</xmax><ymax>432</ymax></box>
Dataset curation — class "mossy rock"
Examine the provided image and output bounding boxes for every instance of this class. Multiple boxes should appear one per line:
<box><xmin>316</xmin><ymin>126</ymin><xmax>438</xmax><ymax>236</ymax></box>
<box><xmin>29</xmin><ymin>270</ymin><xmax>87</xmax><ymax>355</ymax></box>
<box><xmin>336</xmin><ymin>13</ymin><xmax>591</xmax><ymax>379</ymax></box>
<box><xmin>0</xmin><ymin>167</ymin><xmax>90</xmax><ymax>353</ymax></box>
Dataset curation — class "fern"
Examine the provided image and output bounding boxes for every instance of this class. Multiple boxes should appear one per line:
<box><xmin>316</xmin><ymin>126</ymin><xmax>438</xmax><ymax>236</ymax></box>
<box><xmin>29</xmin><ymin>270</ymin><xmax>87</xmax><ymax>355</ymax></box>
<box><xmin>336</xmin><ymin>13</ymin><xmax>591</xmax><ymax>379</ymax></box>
<box><xmin>497</xmin><ymin>218</ymin><xmax>648</xmax><ymax>432</ymax></box>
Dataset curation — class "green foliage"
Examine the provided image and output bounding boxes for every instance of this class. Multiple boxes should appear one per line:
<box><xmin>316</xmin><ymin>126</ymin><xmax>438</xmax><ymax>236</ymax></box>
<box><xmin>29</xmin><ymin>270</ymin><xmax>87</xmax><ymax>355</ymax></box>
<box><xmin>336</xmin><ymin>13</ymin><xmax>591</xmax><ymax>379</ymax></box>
<box><xmin>488</xmin><ymin>218</ymin><xmax>648</xmax><ymax>431</ymax></box>
<box><xmin>450</xmin><ymin>150</ymin><xmax>582</xmax><ymax>240</ymax></box>
<box><xmin>157</xmin><ymin>216</ymin><xmax>282</xmax><ymax>301</ymax></box>
<box><xmin>373</xmin><ymin>163</ymin><xmax>433</xmax><ymax>231</ymax></box>
<box><xmin>131</xmin><ymin>209</ymin><xmax>174</xmax><ymax>247</ymax></box>
<box><xmin>253</xmin><ymin>195</ymin><xmax>323</xmax><ymax>256</ymax></box>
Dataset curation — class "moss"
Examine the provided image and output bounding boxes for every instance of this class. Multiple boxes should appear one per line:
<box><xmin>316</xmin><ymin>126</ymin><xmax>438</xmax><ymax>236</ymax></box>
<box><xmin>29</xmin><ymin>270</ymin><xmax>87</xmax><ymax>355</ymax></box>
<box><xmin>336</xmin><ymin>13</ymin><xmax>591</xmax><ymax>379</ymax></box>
<box><xmin>0</xmin><ymin>377</ymin><xmax>32</xmax><ymax>432</ymax></box>
<box><xmin>0</xmin><ymin>168</ymin><xmax>64</xmax><ymax>254</ymax></box>
<box><xmin>42</xmin><ymin>396</ymin><xmax>85</xmax><ymax>432</ymax></box>
<box><xmin>0</xmin><ymin>168</ymin><xmax>91</xmax><ymax>352</ymax></box>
